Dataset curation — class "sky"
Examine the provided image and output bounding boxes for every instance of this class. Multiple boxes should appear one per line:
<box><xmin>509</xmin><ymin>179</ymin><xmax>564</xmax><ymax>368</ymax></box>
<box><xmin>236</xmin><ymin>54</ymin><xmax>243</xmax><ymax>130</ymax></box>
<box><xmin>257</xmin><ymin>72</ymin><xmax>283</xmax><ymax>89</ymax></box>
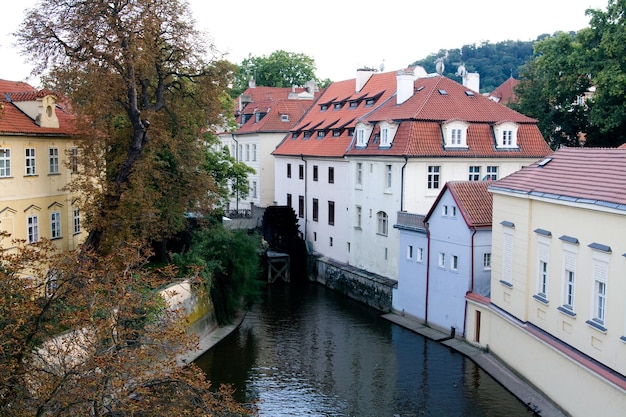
<box><xmin>0</xmin><ymin>0</ymin><xmax>610</xmax><ymax>86</ymax></box>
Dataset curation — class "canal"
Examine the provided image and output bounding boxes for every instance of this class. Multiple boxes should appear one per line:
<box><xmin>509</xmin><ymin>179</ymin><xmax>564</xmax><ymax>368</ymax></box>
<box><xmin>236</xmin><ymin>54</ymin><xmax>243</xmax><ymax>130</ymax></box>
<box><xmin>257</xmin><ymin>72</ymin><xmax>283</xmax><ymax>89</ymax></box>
<box><xmin>195</xmin><ymin>282</ymin><xmax>535</xmax><ymax>417</ymax></box>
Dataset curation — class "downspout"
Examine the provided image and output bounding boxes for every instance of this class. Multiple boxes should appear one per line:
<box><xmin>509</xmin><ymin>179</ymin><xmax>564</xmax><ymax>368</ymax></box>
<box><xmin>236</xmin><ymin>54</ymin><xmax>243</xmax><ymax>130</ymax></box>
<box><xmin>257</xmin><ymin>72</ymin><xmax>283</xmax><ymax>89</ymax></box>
<box><xmin>231</xmin><ymin>134</ymin><xmax>239</xmax><ymax>212</ymax></box>
<box><xmin>463</xmin><ymin>227</ymin><xmax>478</xmax><ymax>338</ymax></box>
<box><xmin>424</xmin><ymin>223</ymin><xmax>431</xmax><ymax>323</ymax></box>
<box><xmin>400</xmin><ymin>156</ymin><xmax>408</xmax><ymax>212</ymax></box>
<box><xmin>300</xmin><ymin>154</ymin><xmax>307</xmax><ymax>240</ymax></box>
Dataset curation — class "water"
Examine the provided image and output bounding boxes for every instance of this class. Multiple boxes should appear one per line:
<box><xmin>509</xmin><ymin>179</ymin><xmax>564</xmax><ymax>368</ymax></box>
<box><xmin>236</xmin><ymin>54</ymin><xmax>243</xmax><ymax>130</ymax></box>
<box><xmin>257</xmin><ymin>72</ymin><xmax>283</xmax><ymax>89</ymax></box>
<box><xmin>195</xmin><ymin>282</ymin><xmax>535</xmax><ymax>417</ymax></box>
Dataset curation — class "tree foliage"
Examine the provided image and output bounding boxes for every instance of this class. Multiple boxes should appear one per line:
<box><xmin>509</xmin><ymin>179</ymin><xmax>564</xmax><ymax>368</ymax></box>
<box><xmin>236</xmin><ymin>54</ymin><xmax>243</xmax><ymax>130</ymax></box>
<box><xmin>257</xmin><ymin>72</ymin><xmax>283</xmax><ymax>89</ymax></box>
<box><xmin>0</xmin><ymin>234</ymin><xmax>251</xmax><ymax>416</ymax></box>
<box><xmin>514</xmin><ymin>0</ymin><xmax>626</xmax><ymax>148</ymax></box>
<box><xmin>232</xmin><ymin>50</ymin><xmax>330</xmax><ymax>97</ymax></box>
<box><xmin>17</xmin><ymin>0</ymin><xmax>237</xmax><ymax>254</ymax></box>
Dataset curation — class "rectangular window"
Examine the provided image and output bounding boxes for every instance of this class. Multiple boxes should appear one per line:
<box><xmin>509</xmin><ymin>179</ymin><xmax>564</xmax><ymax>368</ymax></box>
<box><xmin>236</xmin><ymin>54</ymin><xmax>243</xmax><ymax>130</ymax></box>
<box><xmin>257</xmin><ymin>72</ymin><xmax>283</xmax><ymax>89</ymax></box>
<box><xmin>252</xmin><ymin>181</ymin><xmax>257</xmax><ymax>198</ymax></box>
<box><xmin>253</xmin><ymin>144</ymin><xmax>257</xmax><ymax>161</ymax></box>
<box><xmin>385</xmin><ymin>164</ymin><xmax>392</xmax><ymax>189</ymax></box>
<box><xmin>502</xmin><ymin>229</ymin><xmax>513</xmax><ymax>284</ymax></box>
<box><xmin>407</xmin><ymin>245</ymin><xmax>413</xmax><ymax>260</ymax></box>
<box><xmin>328</xmin><ymin>201</ymin><xmax>335</xmax><ymax>225</ymax></box>
<box><xmin>536</xmin><ymin>239</ymin><xmax>550</xmax><ymax>299</ymax></box>
<box><xmin>381</xmin><ymin>128</ymin><xmax>390</xmax><ymax>146</ymax></box>
<box><xmin>25</xmin><ymin>148</ymin><xmax>36</xmax><ymax>176</ymax></box>
<box><xmin>417</xmin><ymin>247</ymin><xmax>424</xmax><ymax>262</ymax></box>
<box><xmin>287</xmin><ymin>163</ymin><xmax>292</xmax><ymax>178</ymax></box>
<box><xmin>483</xmin><ymin>253</ymin><xmax>491</xmax><ymax>270</ymax></box>
<box><xmin>451</xmin><ymin>255</ymin><xmax>458</xmax><ymax>271</ymax></box>
<box><xmin>287</xmin><ymin>193</ymin><xmax>292</xmax><ymax>208</ymax></box>
<box><xmin>328</xmin><ymin>167</ymin><xmax>334</xmax><ymax>184</ymax></box>
<box><xmin>298</xmin><ymin>195</ymin><xmax>304</xmax><ymax>218</ymax></box>
<box><xmin>50</xmin><ymin>211</ymin><xmax>61</xmax><ymax>239</ymax></box>
<box><xmin>312</xmin><ymin>198</ymin><xmax>319</xmax><ymax>222</ymax></box>
<box><xmin>451</xmin><ymin>128</ymin><xmax>461</xmax><ymax>145</ymax></box>
<box><xmin>356</xmin><ymin>205</ymin><xmax>362</xmax><ymax>228</ymax></box>
<box><xmin>299</xmin><ymin>164</ymin><xmax>304</xmax><ymax>180</ymax></box>
<box><xmin>377</xmin><ymin>211</ymin><xmax>388</xmax><ymax>235</ymax></box>
<box><xmin>27</xmin><ymin>215</ymin><xmax>39</xmax><ymax>243</ymax></box>
<box><xmin>73</xmin><ymin>208</ymin><xmax>81</xmax><ymax>234</ymax></box>
<box><xmin>469</xmin><ymin>165</ymin><xmax>480</xmax><ymax>181</ymax></box>
<box><xmin>356</xmin><ymin>162</ymin><xmax>363</xmax><ymax>186</ymax></box>
<box><xmin>313</xmin><ymin>165</ymin><xmax>318</xmax><ymax>181</ymax></box>
<box><xmin>428</xmin><ymin>165</ymin><xmax>440</xmax><ymax>189</ymax></box>
<box><xmin>442</xmin><ymin>205</ymin><xmax>448</xmax><ymax>216</ymax></box>
<box><xmin>0</xmin><ymin>148</ymin><xmax>10</xmax><ymax>177</ymax></box>
<box><xmin>487</xmin><ymin>166</ymin><xmax>498</xmax><ymax>181</ymax></box>
<box><xmin>502</xmin><ymin>130</ymin><xmax>512</xmax><ymax>146</ymax></box>
<box><xmin>239</xmin><ymin>145</ymin><xmax>243</xmax><ymax>161</ymax></box>
<box><xmin>438</xmin><ymin>252</ymin><xmax>446</xmax><ymax>268</ymax></box>
<box><xmin>591</xmin><ymin>253</ymin><xmax>609</xmax><ymax>325</ymax></box>
<box><xmin>245</xmin><ymin>144</ymin><xmax>250</xmax><ymax>161</ymax></box>
<box><xmin>70</xmin><ymin>148</ymin><xmax>78</xmax><ymax>174</ymax></box>
<box><xmin>562</xmin><ymin>247</ymin><xmax>577</xmax><ymax>311</ymax></box>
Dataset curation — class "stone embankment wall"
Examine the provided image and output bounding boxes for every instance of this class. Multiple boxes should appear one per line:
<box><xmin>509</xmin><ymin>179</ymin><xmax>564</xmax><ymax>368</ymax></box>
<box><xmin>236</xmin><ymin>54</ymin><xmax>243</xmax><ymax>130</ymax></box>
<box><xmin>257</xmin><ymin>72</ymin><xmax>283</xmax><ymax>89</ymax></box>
<box><xmin>313</xmin><ymin>256</ymin><xmax>397</xmax><ymax>312</ymax></box>
<box><xmin>160</xmin><ymin>281</ymin><xmax>216</xmax><ymax>340</ymax></box>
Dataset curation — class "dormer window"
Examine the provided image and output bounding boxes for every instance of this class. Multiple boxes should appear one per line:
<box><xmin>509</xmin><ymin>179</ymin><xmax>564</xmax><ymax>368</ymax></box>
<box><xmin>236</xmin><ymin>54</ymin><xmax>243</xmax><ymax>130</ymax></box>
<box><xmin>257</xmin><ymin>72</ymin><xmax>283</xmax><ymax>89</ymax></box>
<box><xmin>443</xmin><ymin>120</ymin><xmax>468</xmax><ymax>148</ymax></box>
<box><xmin>332</xmin><ymin>130</ymin><xmax>341</xmax><ymax>137</ymax></box>
<box><xmin>280</xmin><ymin>114</ymin><xmax>290</xmax><ymax>122</ymax></box>
<box><xmin>378</xmin><ymin>121</ymin><xmax>398</xmax><ymax>148</ymax></box>
<box><xmin>494</xmin><ymin>122</ymin><xmax>519</xmax><ymax>149</ymax></box>
<box><xmin>333</xmin><ymin>102</ymin><xmax>343</xmax><ymax>110</ymax></box>
<box><xmin>303</xmin><ymin>131</ymin><xmax>311</xmax><ymax>139</ymax></box>
<box><xmin>320</xmin><ymin>104</ymin><xmax>328</xmax><ymax>112</ymax></box>
<box><xmin>355</xmin><ymin>121</ymin><xmax>373</xmax><ymax>147</ymax></box>
<box><xmin>349</xmin><ymin>101</ymin><xmax>358</xmax><ymax>109</ymax></box>
<box><xmin>255</xmin><ymin>112</ymin><xmax>266</xmax><ymax>123</ymax></box>
<box><xmin>317</xmin><ymin>131</ymin><xmax>325</xmax><ymax>138</ymax></box>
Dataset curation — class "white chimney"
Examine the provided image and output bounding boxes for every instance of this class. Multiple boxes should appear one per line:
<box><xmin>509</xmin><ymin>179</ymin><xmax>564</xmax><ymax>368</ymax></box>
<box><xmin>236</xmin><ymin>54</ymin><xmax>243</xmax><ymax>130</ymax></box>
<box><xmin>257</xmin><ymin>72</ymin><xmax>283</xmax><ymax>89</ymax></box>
<box><xmin>463</xmin><ymin>72</ymin><xmax>480</xmax><ymax>93</ymax></box>
<box><xmin>356</xmin><ymin>68</ymin><xmax>376</xmax><ymax>92</ymax></box>
<box><xmin>396</xmin><ymin>70</ymin><xmax>415</xmax><ymax>105</ymax></box>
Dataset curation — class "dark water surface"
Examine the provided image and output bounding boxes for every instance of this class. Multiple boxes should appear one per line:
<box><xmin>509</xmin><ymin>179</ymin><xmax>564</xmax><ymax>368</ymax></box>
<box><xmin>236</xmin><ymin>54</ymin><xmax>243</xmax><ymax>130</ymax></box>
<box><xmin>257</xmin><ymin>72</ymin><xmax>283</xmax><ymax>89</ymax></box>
<box><xmin>195</xmin><ymin>282</ymin><xmax>535</xmax><ymax>417</ymax></box>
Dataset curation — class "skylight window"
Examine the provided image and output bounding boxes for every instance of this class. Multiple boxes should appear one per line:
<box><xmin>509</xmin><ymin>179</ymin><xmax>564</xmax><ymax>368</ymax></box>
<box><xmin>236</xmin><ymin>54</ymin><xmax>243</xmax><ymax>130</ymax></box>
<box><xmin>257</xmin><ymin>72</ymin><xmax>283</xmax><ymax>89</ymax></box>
<box><xmin>538</xmin><ymin>157</ymin><xmax>553</xmax><ymax>167</ymax></box>
<box><xmin>465</xmin><ymin>90</ymin><xmax>474</xmax><ymax>96</ymax></box>
<box><xmin>438</xmin><ymin>89</ymin><xmax>448</xmax><ymax>95</ymax></box>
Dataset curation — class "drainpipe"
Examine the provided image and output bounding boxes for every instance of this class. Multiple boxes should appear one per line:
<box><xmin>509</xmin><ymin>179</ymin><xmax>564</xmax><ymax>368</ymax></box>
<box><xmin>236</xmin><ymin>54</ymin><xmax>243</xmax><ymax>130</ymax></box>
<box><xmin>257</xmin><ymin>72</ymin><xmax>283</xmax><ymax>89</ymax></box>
<box><xmin>231</xmin><ymin>134</ymin><xmax>239</xmax><ymax>212</ymax></box>
<box><xmin>424</xmin><ymin>223</ymin><xmax>431</xmax><ymax>323</ymax></box>
<box><xmin>300</xmin><ymin>154</ymin><xmax>307</xmax><ymax>240</ymax></box>
<box><xmin>400</xmin><ymin>156</ymin><xmax>408</xmax><ymax>212</ymax></box>
<box><xmin>462</xmin><ymin>226</ymin><xmax>478</xmax><ymax>338</ymax></box>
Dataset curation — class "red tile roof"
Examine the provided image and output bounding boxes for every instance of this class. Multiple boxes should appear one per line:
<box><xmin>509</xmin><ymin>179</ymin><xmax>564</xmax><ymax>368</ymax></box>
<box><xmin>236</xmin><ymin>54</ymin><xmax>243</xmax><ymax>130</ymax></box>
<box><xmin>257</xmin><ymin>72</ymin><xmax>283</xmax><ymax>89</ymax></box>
<box><xmin>0</xmin><ymin>79</ymin><xmax>76</xmax><ymax>136</ymax></box>
<box><xmin>235</xmin><ymin>98</ymin><xmax>313</xmax><ymax>134</ymax></box>
<box><xmin>425</xmin><ymin>181</ymin><xmax>493</xmax><ymax>228</ymax></box>
<box><xmin>274</xmin><ymin>71</ymin><xmax>551</xmax><ymax>159</ymax></box>
<box><xmin>490</xmin><ymin>147</ymin><xmax>626</xmax><ymax>208</ymax></box>
<box><xmin>490</xmin><ymin>77</ymin><xmax>519</xmax><ymax>104</ymax></box>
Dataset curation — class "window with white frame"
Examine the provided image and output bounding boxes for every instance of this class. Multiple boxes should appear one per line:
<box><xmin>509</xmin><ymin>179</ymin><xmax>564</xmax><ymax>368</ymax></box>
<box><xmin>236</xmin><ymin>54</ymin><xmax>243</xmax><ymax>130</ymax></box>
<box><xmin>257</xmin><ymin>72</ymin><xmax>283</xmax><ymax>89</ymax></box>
<box><xmin>590</xmin><ymin>249</ymin><xmax>609</xmax><ymax>327</ymax></box>
<box><xmin>385</xmin><ymin>164</ymin><xmax>392</xmax><ymax>189</ymax></box>
<box><xmin>355</xmin><ymin>205</ymin><xmax>362</xmax><ymax>228</ymax></box>
<box><xmin>50</xmin><ymin>211</ymin><xmax>61</xmax><ymax>239</ymax></box>
<box><xmin>451</xmin><ymin>255</ymin><xmax>458</xmax><ymax>271</ymax></box>
<box><xmin>407</xmin><ymin>245</ymin><xmax>413</xmax><ymax>260</ymax></box>
<box><xmin>356</xmin><ymin>128</ymin><xmax>366</xmax><ymax>147</ymax></box>
<box><xmin>381</xmin><ymin>127</ymin><xmax>389</xmax><ymax>146</ymax></box>
<box><xmin>70</xmin><ymin>148</ymin><xmax>78</xmax><ymax>174</ymax></box>
<box><xmin>536</xmin><ymin>238</ymin><xmax>550</xmax><ymax>300</ymax></box>
<box><xmin>469</xmin><ymin>165</ymin><xmax>480</xmax><ymax>181</ymax></box>
<box><xmin>451</xmin><ymin>206</ymin><xmax>457</xmax><ymax>217</ymax></box>
<box><xmin>438</xmin><ymin>252</ymin><xmax>446</xmax><ymax>268</ymax></box>
<box><xmin>442</xmin><ymin>205</ymin><xmax>448</xmax><ymax>216</ymax></box>
<box><xmin>45</xmin><ymin>270</ymin><xmax>57</xmax><ymax>298</ymax></box>
<box><xmin>245</xmin><ymin>144</ymin><xmax>250</xmax><ymax>161</ymax></box>
<box><xmin>428</xmin><ymin>166</ymin><xmax>440</xmax><ymax>189</ymax></box>
<box><xmin>252</xmin><ymin>144</ymin><xmax>257</xmax><ymax>161</ymax></box>
<box><xmin>494</xmin><ymin>122</ymin><xmax>518</xmax><ymax>148</ymax></box>
<box><xmin>483</xmin><ymin>253</ymin><xmax>491</xmax><ymax>270</ymax></box>
<box><xmin>444</xmin><ymin>121</ymin><xmax>468</xmax><ymax>147</ymax></box>
<box><xmin>486</xmin><ymin>166</ymin><xmax>498</xmax><ymax>181</ymax></box>
<box><xmin>378</xmin><ymin>121</ymin><xmax>397</xmax><ymax>147</ymax></box>
<box><xmin>49</xmin><ymin>148</ymin><xmax>59</xmax><ymax>174</ymax></box>
<box><xmin>502</xmin><ymin>228</ymin><xmax>513</xmax><ymax>284</ymax></box>
<box><xmin>25</xmin><ymin>148</ymin><xmax>36</xmax><ymax>175</ymax></box>
<box><xmin>73</xmin><ymin>208</ymin><xmax>81</xmax><ymax>234</ymax></box>
<box><xmin>561</xmin><ymin>243</ymin><xmax>578</xmax><ymax>312</ymax></box>
<box><xmin>252</xmin><ymin>181</ymin><xmax>257</xmax><ymax>198</ymax></box>
<box><xmin>417</xmin><ymin>247</ymin><xmax>424</xmax><ymax>262</ymax></box>
<box><xmin>377</xmin><ymin>211</ymin><xmax>388</xmax><ymax>236</ymax></box>
<box><xmin>356</xmin><ymin>162</ymin><xmax>363</xmax><ymax>186</ymax></box>
<box><xmin>0</xmin><ymin>148</ymin><xmax>10</xmax><ymax>177</ymax></box>
<box><xmin>27</xmin><ymin>215</ymin><xmax>39</xmax><ymax>243</ymax></box>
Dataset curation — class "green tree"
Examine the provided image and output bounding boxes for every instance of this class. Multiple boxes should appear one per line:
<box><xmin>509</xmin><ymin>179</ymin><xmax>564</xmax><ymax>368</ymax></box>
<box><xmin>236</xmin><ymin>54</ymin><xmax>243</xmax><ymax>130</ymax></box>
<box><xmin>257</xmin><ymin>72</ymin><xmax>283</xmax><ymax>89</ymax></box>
<box><xmin>232</xmin><ymin>50</ymin><xmax>330</xmax><ymax>97</ymax></box>
<box><xmin>17</xmin><ymin>0</ymin><xmax>236</xmax><ymax>254</ymax></box>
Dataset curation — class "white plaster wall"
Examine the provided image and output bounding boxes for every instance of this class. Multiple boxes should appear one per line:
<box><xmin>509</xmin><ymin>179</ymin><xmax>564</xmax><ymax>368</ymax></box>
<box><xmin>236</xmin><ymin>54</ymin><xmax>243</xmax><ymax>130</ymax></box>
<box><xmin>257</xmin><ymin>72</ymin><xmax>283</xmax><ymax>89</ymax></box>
<box><xmin>393</xmin><ymin>228</ymin><xmax>428</xmax><ymax>321</ymax></box>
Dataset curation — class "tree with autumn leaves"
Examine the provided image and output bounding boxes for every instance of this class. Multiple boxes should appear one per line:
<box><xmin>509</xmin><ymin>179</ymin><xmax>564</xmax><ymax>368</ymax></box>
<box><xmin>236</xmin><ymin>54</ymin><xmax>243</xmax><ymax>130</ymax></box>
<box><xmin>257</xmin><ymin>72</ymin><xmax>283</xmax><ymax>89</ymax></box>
<box><xmin>1</xmin><ymin>0</ymin><xmax>257</xmax><ymax>415</ymax></box>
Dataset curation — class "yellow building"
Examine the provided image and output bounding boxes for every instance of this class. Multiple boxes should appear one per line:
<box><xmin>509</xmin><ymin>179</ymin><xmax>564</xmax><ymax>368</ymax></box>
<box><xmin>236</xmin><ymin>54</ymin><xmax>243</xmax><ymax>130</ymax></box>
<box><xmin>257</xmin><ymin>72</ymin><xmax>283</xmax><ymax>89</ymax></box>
<box><xmin>466</xmin><ymin>147</ymin><xmax>626</xmax><ymax>417</ymax></box>
<box><xmin>0</xmin><ymin>79</ymin><xmax>84</xmax><ymax>251</ymax></box>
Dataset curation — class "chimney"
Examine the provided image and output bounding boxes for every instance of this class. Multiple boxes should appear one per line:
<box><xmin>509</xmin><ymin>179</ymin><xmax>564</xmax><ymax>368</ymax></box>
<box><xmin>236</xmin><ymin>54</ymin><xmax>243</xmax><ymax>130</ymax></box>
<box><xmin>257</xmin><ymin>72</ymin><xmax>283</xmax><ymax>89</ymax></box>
<box><xmin>396</xmin><ymin>70</ymin><xmax>415</xmax><ymax>105</ymax></box>
<box><xmin>463</xmin><ymin>72</ymin><xmax>480</xmax><ymax>93</ymax></box>
<box><xmin>356</xmin><ymin>68</ymin><xmax>376</xmax><ymax>92</ymax></box>
<box><xmin>248</xmin><ymin>77</ymin><xmax>256</xmax><ymax>88</ymax></box>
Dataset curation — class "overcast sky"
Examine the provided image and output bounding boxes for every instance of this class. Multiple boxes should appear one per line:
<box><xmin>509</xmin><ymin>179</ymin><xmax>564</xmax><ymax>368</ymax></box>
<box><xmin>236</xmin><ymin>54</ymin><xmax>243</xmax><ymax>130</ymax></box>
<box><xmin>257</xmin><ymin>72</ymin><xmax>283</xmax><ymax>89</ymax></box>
<box><xmin>0</xmin><ymin>0</ymin><xmax>610</xmax><ymax>86</ymax></box>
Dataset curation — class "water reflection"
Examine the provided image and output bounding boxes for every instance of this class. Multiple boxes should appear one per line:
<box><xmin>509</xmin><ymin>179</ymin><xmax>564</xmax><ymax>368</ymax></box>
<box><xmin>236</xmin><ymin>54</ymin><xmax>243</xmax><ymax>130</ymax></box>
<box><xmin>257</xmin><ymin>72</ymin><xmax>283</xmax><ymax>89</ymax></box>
<box><xmin>195</xmin><ymin>282</ymin><xmax>534</xmax><ymax>417</ymax></box>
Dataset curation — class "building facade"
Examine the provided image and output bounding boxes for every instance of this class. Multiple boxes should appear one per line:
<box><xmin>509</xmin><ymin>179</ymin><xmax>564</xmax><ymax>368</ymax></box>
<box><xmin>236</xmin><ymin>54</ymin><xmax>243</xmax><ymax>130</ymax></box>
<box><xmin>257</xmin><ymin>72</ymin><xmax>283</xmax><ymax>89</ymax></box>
<box><xmin>466</xmin><ymin>148</ymin><xmax>626</xmax><ymax>417</ymax></box>
<box><xmin>0</xmin><ymin>80</ymin><xmax>84</xmax><ymax>252</ymax></box>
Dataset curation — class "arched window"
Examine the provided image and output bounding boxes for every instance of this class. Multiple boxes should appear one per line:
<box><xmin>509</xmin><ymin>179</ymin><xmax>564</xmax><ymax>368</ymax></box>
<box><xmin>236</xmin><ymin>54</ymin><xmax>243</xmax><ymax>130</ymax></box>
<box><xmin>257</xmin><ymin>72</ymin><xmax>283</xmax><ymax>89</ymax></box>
<box><xmin>377</xmin><ymin>211</ymin><xmax>388</xmax><ymax>236</ymax></box>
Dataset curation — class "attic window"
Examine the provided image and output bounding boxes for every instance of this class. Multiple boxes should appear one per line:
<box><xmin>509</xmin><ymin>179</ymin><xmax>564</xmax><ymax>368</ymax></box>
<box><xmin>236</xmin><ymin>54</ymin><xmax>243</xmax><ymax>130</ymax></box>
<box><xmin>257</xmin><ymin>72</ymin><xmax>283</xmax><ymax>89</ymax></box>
<box><xmin>416</xmin><ymin>86</ymin><xmax>425</xmax><ymax>92</ymax></box>
<box><xmin>333</xmin><ymin>130</ymin><xmax>341</xmax><ymax>137</ymax></box>
<box><xmin>303</xmin><ymin>131</ymin><xmax>312</xmax><ymax>139</ymax></box>
<box><xmin>320</xmin><ymin>104</ymin><xmax>328</xmax><ymax>112</ymax></box>
<box><xmin>255</xmin><ymin>112</ymin><xmax>266</xmax><ymax>123</ymax></box>
<box><xmin>280</xmin><ymin>114</ymin><xmax>290</xmax><ymax>122</ymax></box>
<box><xmin>365</xmin><ymin>98</ymin><xmax>375</xmax><ymax>107</ymax></box>
<box><xmin>333</xmin><ymin>103</ymin><xmax>343</xmax><ymax>110</ymax></box>
<box><xmin>347</xmin><ymin>128</ymin><xmax>355</xmax><ymax>136</ymax></box>
<box><xmin>291</xmin><ymin>132</ymin><xmax>298</xmax><ymax>139</ymax></box>
<box><xmin>443</xmin><ymin>120</ymin><xmax>469</xmax><ymax>148</ymax></box>
<box><xmin>538</xmin><ymin>157</ymin><xmax>552</xmax><ymax>167</ymax></box>
<box><xmin>494</xmin><ymin>122</ymin><xmax>519</xmax><ymax>149</ymax></box>
<box><xmin>465</xmin><ymin>91</ymin><xmax>475</xmax><ymax>96</ymax></box>
<box><xmin>349</xmin><ymin>101</ymin><xmax>358</xmax><ymax>109</ymax></box>
<box><xmin>438</xmin><ymin>89</ymin><xmax>448</xmax><ymax>95</ymax></box>
<box><xmin>317</xmin><ymin>131</ymin><xmax>325</xmax><ymax>138</ymax></box>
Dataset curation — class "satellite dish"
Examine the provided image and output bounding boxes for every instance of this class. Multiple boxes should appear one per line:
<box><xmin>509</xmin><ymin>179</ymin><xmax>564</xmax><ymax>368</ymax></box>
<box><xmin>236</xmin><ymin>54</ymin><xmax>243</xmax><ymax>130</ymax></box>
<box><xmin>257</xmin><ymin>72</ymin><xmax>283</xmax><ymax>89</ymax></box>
<box><xmin>456</xmin><ymin>64</ymin><xmax>467</xmax><ymax>77</ymax></box>
<box><xmin>435</xmin><ymin>58</ymin><xmax>445</xmax><ymax>75</ymax></box>
<box><xmin>379</xmin><ymin>59</ymin><xmax>385</xmax><ymax>72</ymax></box>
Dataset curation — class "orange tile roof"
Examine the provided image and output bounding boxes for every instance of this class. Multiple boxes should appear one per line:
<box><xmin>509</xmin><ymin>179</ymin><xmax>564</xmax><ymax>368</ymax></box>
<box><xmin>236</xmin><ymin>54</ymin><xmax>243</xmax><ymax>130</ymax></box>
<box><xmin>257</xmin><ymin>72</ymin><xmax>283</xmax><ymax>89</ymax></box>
<box><xmin>425</xmin><ymin>181</ymin><xmax>493</xmax><ymax>228</ymax></box>
<box><xmin>0</xmin><ymin>79</ymin><xmax>76</xmax><ymax>136</ymax></box>
<box><xmin>274</xmin><ymin>72</ymin><xmax>551</xmax><ymax>159</ymax></box>
<box><xmin>490</xmin><ymin>77</ymin><xmax>519</xmax><ymax>104</ymax></box>
<box><xmin>236</xmin><ymin>98</ymin><xmax>313</xmax><ymax>134</ymax></box>
<box><xmin>490</xmin><ymin>148</ymin><xmax>626</xmax><ymax>208</ymax></box>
